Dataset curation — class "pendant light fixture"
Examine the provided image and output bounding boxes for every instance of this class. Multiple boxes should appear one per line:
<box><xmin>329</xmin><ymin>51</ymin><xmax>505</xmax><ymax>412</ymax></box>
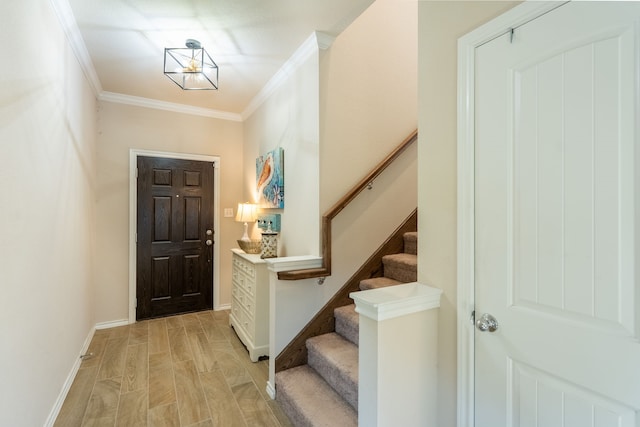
<box><xmin>164</xmin><ymin>39</ymin><xmax>218</xmax><ymax>90</ymax></box>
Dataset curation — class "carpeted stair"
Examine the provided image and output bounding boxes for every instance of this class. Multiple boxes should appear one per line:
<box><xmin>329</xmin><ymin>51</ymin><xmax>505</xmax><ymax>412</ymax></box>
<box><xmin>275</xmin><ymin>232</ymin><xmax>417</xmax><ymax>426</ymax></box>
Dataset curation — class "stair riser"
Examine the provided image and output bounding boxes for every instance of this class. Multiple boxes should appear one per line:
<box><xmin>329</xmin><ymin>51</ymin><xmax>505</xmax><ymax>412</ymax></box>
<box><xmin>335</xmin><ymin>316</ymin><xmax>358</xmax><ymax>346</ymax></box>
<box><xmin>334</xmin><ymin>305</ymin><xmax>359</xmax><ymax>346</ymax></box>
<box><xmin>307</xmin><ymin>350</ymin><xmax>358</xmax><ymax>411</ymax></box>
<box><xmin>404</xmin><ymin>232</ymin><xmax>418</xmax><ymax>255</ymax></box>
<box><xmin>276</xmin><ymin>366</ymin><xmax>357</xmax><ymax>427</ymax></box>
<box><xmin>383</xmin><ymin>263</ymin><xmax>417</xmax><ymax>282</ymax></box>
<box><xmin>382</xmin><ymin>252</ymin><xmax>417</xmax><ymax>283</ymax></box>
<box><xmin>306</xmin><ymin>333</ymin><xmax>359</xmax><ymax>411</ymax></box>
<box><xmin>277</xmin><ymin>391</ymin><xmax>315</xmax><ymax>427</ymax></box>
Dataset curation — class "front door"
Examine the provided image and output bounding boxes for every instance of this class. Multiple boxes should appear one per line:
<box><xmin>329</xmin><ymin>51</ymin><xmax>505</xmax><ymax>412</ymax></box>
<box><xmin>475</xmin><ymin>2</ymin><xmax>640</xmax><ymax>425</ymax></box>
<box><xmin>136</xmin><ymin>156</ymin><xmax>214</xmax><ymax>320</ymax></box>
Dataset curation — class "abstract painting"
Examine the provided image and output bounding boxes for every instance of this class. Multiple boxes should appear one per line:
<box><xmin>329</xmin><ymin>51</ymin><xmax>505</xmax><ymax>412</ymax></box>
<box><xmin>256</xmin><ymin>147</ymin><xmax>284</xmax><ymax>208</ymax></box>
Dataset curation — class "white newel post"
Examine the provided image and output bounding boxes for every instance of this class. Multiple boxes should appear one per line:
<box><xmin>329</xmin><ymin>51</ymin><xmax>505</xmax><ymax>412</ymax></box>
<box><xmin>351</xmin><ymin>282</ymin><xmax>442</xmax><ymax>427</ymax></box>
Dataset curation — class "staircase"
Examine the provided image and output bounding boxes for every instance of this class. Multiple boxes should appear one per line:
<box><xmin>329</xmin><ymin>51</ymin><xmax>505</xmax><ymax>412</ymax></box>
<box><xmin>275</xmin><ymin>232</ymin><xmax>418</xmax><ymax>426</ymax></box>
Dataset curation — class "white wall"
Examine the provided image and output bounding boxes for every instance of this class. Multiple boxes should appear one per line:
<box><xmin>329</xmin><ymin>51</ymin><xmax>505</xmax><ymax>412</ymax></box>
<box><xmin>95</xmin><ymin>102</ymin><xmax>244</xmax><ymax>322</ymax></box>
<box><xmin>417</xmin><ymin>2</ymin><xmax>518</xmax><ymax>425</ymax></box>
<box><xmin>320</xmin><ymin>0</ymin><xmax>417</xmax><ymax>207</ymax></box>
<box><xmin>0</xmin><ymin>1</ymin><xmax>98</xmax><ymax>425</ymax></box>
<box><xmin>242</xmin><ymin>34</ymin><xmax>321</xmax><ymax>257</ymax></box>
<box><xmin>318</xmin><ymin>0</ymin><xmax>418</xmax><ymax>300</ymax></box>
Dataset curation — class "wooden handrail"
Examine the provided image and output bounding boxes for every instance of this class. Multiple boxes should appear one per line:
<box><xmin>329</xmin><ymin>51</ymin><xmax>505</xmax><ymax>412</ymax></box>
<box><xmin>277</xmin><ymin>129</ymin><xmax>418</xmax><ymax>280</ymax></box>
<box><xmin>275</xmin><ymin>209</ymin><xmax>417</xmax><ymax>372</ymax></box>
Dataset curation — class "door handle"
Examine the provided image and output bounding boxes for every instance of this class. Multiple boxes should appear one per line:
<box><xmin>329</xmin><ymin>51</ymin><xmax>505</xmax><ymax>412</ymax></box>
<box><xmin>475</xmin><ymin>313</ymin><xmax>499</xmax><ymax>332</ymax></box>
<box><xmin>206</xmin><ymin>239</ymin><xmax>213</xmax><ymax>246</ymax></box>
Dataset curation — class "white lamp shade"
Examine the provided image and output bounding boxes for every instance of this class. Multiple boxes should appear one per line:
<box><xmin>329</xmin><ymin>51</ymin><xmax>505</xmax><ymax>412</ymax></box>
<box><xmin>235</xmin><ymin>203</ymin><xmax>257</xmax><ymax>223</ymax></box>
<box><xmin>236</xmin><ymin>203</ymin><xmax>257</xmax><ymax>242</ymax></box>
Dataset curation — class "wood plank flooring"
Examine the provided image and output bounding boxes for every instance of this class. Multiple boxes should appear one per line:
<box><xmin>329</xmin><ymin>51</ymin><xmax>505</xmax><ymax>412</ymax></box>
<box><xmin>54</xmin><ymin>310</ymin><xmax>292</xmax><ymax>427</ymax></box>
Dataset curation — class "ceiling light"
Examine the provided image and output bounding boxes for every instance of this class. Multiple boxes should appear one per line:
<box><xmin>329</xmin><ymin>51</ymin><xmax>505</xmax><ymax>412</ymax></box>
<box><xmin>164</xmin><ymin>39</ymin><xmax>218</xmax><ymax>90</ymax></box>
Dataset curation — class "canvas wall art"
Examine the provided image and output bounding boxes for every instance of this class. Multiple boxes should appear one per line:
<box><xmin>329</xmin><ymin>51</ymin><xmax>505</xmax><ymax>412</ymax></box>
<box><xmin>256</xmin><ymin>147</ymin><xmax>284</xmax><ymax>208</ymax></box>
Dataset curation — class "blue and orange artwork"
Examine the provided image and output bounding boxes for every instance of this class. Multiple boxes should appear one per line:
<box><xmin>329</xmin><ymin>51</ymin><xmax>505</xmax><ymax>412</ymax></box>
<box><xmin>256</xmin><ymin>147</ymin><xmax>284</xmax><ymax>208</ymax></box>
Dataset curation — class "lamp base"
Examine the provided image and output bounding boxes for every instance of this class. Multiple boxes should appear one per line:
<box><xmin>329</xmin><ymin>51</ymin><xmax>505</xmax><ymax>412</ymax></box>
<box><xmin>240</xmin><ymin>222</ymin><xmax>250</xmax><ymax>241</ymax></box>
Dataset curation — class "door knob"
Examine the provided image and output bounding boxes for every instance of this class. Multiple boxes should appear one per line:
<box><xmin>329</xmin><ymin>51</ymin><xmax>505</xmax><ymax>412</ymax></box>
<box><xmin>206</xmin><ymin>239</ymin><xmax>213</xmax><ymax>246</ymax></box>
<box><xmin>475</xmin><ymin>313</ymin><xmax>499</xmax><ymax>332</ymax></box>
<box><xmin>206</xmin><ymin>229</ymin><xmax>213</xmax><ymax>236</ymax></box>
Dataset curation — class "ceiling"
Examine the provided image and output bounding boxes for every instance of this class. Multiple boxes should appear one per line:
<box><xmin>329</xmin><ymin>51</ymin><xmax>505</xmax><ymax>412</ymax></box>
<box><xmin>64</xmin><ymin>0</ymin><xmax>375</xmax><ymax>118</ymax></box>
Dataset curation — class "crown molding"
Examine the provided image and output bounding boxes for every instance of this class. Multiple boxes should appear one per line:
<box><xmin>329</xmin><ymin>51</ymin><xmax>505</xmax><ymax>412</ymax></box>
<box><xmin>241</xmin><ymin>31</ymin><xmax>335</xmax><ymax>121</ymax></box>
<box><xmin>49</xmin><ymin>0</ymin><xmax>103</xmax><ymax>96</ymax></box>
<box><xmin>316</xmin><ymin>32</ymin><xmax>337</xmax><ymax>50</ymax></box>
<box><xmin>49</xmin><ymin>0</ymin><xmax>335</xmax><ymax>122</ymax></box>
<box><xmin>99</xmin><ymin>92</ymin><xmax>243</xmax><ymax>121</ymax></box>
<box><xmin>49</xmin><ymin>0</ymin><xmax>239</xmax><ymax>121</ymax></box>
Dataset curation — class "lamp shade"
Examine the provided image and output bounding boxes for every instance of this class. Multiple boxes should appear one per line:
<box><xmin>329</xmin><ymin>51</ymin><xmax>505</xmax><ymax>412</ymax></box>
<box><xmin>235</xmin><ymin>203</ymin><xmax>257</xmax><ymax>223</ymax></box>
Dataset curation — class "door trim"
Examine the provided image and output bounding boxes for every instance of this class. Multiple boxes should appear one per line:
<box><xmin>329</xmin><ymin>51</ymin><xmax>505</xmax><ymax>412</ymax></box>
<box><xmin>456</xmin><ymin>2</ymin><xmax>567</xmax><ymax>425</ymax></box>
<box><xmin>128</xmin><ymin>149</ymin><xmax>221</xmax><ymax>324</ymax></box>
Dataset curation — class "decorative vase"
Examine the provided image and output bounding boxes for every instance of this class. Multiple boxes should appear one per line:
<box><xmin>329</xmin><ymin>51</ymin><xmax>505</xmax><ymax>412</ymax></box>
<box><xmin>260</xmin><ymin>223</ymin><xmax>278</xmax><ymax>259</ymax></box>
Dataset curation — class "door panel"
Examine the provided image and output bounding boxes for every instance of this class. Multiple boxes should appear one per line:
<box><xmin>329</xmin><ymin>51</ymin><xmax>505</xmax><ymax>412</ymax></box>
<box><xmin>475</xmin><ymin>2</ymin><xmax>640</xmax><ymax>425</ymax></box>
<box><xmin>137</xmin><ymin>156</ymin><xmax>214</xmax><ymax>319</ymax></box>
<box><xmin>153</xmin><ymin>197</ymin><xmax>171</xmax><ymax>241</ymax></box>
<box><xmin>151</xmin><ymin>256</ymin><xmax>170</xmax><ymax>299</ymax></box>
<box><xmin>511</xmin><ymin>28</ymin><xmax>634</xmax><ymax>332</ymax></box>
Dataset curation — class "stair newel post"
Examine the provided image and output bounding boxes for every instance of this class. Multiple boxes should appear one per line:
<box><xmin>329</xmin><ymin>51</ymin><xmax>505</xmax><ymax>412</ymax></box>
<box><xmin>351</xmin><ymin>282</ymin><xmax>442</xmax><ymax>427</ymax></box>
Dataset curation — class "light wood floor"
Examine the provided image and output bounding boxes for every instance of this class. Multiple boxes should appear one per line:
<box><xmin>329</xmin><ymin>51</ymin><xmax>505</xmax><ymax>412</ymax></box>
<box><xmin>54</xmin><ymin>310</ymin><xmax>293</xmax><ymax>427</ymax></box>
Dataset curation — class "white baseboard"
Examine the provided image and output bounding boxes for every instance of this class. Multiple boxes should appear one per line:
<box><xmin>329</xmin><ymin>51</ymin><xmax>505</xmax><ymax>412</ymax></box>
<box><xmin>44</xmin><ymin>327</ymin><xmax>95</xmax><ymax>427</ymax></box>
<box><xmin>266</xmin><ymin>381</ymin><xmax>276</xmax><ymax>400</ymax></box>
<box><xmin>214</xmin><ymin>303</ymin><xmax>231</xmax><ymax>311</ymax></box>
<box><xmin>95</xmin><ymin>318</ymin><xmax>130</xmax><ymax>329</ymax></box>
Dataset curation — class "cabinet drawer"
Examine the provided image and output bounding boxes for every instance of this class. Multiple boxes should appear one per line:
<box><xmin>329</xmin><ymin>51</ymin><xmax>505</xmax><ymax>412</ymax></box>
<box><xmin>241</xmin><ymin>309</ymin><xmax>255</xmax><ymax>340</ymax></box>
<box><xmin>234</xmin><ymin>284</ymin><xmax>254</xmax><ymax>313</ymax></box>
<box><xmin>243</xmin><ymin>277</ymin><xmax>255</xmax><ymax>297</ymax></box>
<box><xmin>231</xmin><ymin>297</ymin><xmax>242</xmax><ymax>322</ymax></box>
<box><xmin>243</xmin><ymin>297</ymin><xmax>255</xmax><ymax>317</ymax></box>
<box><xmin>234</xmin><ymin>270</ymin><xmax>256</xmax><ymax>297</ymax></box>
<box><xmin>234</xmin><ymin>256</ymin><xmax>256</xmax><ymax>277</ymax></box>
<box><xmin>234</xmin><ymin>301</ymin><xmax>254</xmax><ymax>340</ymax></box>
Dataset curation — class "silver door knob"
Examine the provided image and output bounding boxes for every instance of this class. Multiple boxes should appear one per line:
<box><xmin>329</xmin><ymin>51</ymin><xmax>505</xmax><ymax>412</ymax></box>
<box><xmin>475</xmin><ymin>313</ymin><xmax>499</xmax><ymax>332</ymax></box>
<box><xmin>206</xmin><ymin>239</ymin><xmax>213</xmax><ymax>246</ymax></box>
<box><xmin>206</xmin><ymin>229</ymin><xmax>213</xmax><ymax>236</ymax></box>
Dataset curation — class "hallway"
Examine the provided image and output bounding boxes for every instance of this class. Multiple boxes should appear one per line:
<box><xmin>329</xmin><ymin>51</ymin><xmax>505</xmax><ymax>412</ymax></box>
<box><xmin>54</xmin><ymin>310</ymin><xmax>291</xmax><ymax>426</ymax></box>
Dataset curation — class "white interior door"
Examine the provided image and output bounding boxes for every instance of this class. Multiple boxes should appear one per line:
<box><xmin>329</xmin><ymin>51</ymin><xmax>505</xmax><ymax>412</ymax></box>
<box><xmin>474</xmin><ymin>2</ymin><xmax>640</xmax><ymax>426</ymax></box>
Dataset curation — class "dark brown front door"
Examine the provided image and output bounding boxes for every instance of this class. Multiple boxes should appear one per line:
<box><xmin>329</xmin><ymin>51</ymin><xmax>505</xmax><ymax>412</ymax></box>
<box><xmin>136</xmin><ymin>156</ymin><xmax>214</xmax><ymax>320</ymax></box>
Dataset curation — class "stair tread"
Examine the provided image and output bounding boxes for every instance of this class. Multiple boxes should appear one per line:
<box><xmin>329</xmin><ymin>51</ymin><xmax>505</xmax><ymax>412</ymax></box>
<box><xmin>307</xmin><ymin>332</ymin><xmax>359</xmax><ymax>410</ymax></box>
<box><xmin>334</xmin><ymin>304</ymin><xmax>358</xmax><ymax>346</ymax></box>
<box><xmin>382</xmin><ymin>252</ymin><xmax>417</xmax><ymax>267</ymax></box>
<box><xmin>276</xmin><ymin>365</ymin><xmax>357</xmax><ymax>427</ymax></box>
<box><xmin>359</xmin><ymin>276</ymin><xmax>403</xmax><ymax>291</ymax></box>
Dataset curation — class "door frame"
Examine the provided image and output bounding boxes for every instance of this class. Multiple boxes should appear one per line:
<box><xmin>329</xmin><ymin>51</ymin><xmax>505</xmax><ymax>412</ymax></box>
<box><xmin>128</xmin><ymin>149</ymin><xmax>221</xmax><ymax>324</ymax></box>
<box><xmin>456</xmin><ymin>2</ymin><xmax>567</xmax><ymax>425</ymax></box>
